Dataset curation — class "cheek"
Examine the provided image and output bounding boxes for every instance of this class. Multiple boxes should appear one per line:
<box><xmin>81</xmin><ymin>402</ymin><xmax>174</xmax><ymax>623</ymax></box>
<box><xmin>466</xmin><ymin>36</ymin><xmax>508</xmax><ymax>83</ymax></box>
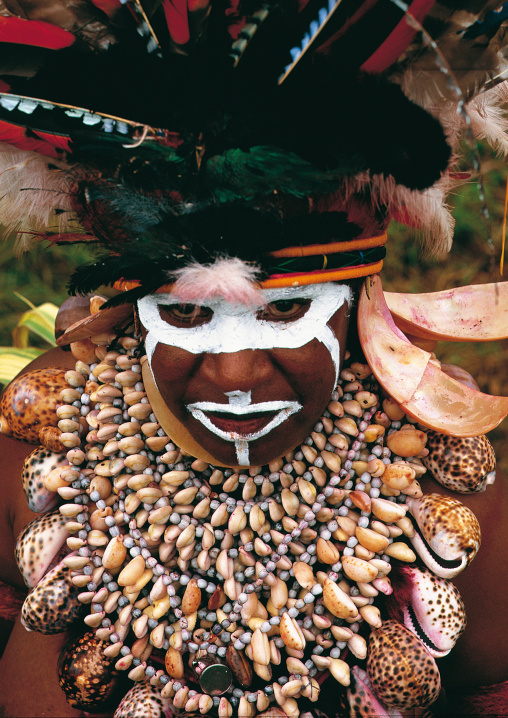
<box><xmin>149</xmin><ymin>343</ymin><xmax>197</xmax><ymax>406</ymax></box>
<box><xmin>272</xmin><ymin>340</ymin><xmax>337</xmax><ymax>407</ymax></box>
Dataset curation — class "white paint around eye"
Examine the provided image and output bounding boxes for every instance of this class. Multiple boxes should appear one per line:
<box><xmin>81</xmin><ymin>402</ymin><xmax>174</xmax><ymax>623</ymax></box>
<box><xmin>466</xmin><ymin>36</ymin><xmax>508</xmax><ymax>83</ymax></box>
<box><xmin>137</xmin><ymin>283</ymin><xmax>352</xmax><ymax>383</ymax></box>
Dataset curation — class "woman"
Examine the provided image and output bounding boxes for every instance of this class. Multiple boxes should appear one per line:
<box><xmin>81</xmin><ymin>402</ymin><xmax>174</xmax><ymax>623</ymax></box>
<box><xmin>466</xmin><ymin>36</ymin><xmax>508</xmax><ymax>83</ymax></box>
<box><xmin>1</xmin><ymin>1</ymin><xmax>508</xmax><ymax>715</ymax></box>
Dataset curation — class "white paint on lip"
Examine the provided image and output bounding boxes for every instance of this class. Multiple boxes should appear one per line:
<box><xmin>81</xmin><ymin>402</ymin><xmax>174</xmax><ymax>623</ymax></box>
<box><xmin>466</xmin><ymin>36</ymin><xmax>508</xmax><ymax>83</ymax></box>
<box><xmin>187</xmin><ymin>399</ymin><xmax>299</xmax><ymax>416</ymax></box>
<box><xmin>186</xmin><ymin>400</ymin><xmax>302</xmax><ymax>442</ymax></box>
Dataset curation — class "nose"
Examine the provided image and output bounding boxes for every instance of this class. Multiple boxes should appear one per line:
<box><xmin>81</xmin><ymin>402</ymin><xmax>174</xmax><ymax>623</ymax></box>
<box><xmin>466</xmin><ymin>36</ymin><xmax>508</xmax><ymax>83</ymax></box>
<box><xmin>198</xmin><ymin>349</ymin><xmax>275</xmax><ymax>394</ymax></box>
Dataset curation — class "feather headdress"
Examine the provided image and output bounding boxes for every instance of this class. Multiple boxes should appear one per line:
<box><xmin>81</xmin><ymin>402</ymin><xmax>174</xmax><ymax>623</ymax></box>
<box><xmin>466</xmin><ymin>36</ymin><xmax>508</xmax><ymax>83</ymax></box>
<box><xmin>0</xmin><ymin>0</ymin><xmax>507</xmax><ymax>295</ymax></box>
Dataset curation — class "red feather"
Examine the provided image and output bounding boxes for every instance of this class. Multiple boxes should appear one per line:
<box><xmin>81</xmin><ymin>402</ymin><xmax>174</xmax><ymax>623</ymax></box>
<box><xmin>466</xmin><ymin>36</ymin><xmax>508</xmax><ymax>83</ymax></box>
<box><xmin>0</xmin><ymin>16</ymin><xmax>74</xmax><ymax>50</ymax></box>
<box><xmin>0</xmin><ymin>119</ymin><xmax>69</xmax><ymax>158</ymax></box>
<box><xmin>162</xmin><ymin>0</ymin><xmax>190</xmax><ymax>45</ymax></box>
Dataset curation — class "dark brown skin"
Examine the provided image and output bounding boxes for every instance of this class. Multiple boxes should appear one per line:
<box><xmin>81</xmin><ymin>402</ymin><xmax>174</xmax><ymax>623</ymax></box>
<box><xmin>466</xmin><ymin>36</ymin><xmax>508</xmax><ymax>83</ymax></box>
<box><xmin>0</xmin><ymin>348</ymin><xmax>507</xmax><ymax>716</ymax></box>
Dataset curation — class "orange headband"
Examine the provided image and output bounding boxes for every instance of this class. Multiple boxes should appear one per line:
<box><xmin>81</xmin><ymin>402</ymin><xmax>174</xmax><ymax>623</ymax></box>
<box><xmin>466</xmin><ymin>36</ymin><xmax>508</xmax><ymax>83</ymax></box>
<box><xmin>113</xmin><ymin>233</ymin><xmax>387</xmax><ymax>292</ymax></box>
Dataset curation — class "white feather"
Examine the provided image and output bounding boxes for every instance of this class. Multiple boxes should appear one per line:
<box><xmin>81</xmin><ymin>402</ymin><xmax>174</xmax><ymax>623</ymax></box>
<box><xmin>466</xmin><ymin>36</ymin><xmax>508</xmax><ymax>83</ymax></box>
<box><xmin>0</xmin><ymin>143</ymin><xmax>85</xmax><ymax>252</ymax></box>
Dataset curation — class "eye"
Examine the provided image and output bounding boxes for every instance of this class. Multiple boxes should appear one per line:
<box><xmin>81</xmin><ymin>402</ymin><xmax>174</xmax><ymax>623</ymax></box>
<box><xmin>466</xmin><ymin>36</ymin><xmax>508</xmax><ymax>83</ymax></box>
<box><xmin>158</xmin><ymin>303</ymin><xmax>213</xmax><ymax>327</ymax></box>
<box><xmin>258</xmin><ymin>299</ymin><xmax>311</xmax><ymax>322</ymax></box>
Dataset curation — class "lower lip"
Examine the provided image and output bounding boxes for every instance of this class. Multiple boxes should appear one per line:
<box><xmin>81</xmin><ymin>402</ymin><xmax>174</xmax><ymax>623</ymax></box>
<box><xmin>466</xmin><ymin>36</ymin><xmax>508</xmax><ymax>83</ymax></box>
<box><xmin>205</xmin><ymin>412</ymin><xmax>277</xmax><ymax>436</ymax></box>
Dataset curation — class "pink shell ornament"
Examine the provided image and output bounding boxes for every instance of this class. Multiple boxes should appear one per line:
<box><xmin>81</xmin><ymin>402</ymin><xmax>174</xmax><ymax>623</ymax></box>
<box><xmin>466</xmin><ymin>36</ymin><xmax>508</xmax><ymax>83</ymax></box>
<box><xmin>384</xmin><ymin>282</ymin><xmax>508</xmax><ymax>342</ymax></box>
<box><xmin>357</xmin><ymin>276</ymin><xmax>508</xmax><ymax>436</ymax></box>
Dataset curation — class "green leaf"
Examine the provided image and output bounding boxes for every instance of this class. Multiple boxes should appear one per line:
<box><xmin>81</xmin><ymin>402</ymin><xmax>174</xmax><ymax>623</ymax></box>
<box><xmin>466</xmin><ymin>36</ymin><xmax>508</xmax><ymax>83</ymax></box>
<box><xmin>12</xmin><ymin>301</ymin><xmax>58</xmax><ymax>348</ymax></box>
<box><xmin>0</xmin><ymin>347</ymin><xmax>44</xmax><ymax>385</ymax></box>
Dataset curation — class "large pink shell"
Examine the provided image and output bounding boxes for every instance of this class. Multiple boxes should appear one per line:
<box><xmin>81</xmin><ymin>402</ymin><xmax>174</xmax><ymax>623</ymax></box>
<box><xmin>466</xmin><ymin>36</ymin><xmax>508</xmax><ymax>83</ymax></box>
<box><xmin>384</xmin><ymin>282</ymin><xmax>508</xmax><ymax>342</ymax></box>
<box><xmin>367</xmin><ymin>620</ymin><xmax>441</xmax><ymax>710</ymax></box>
<box><xmin>398</xmin><ymin>566</ymin><xmax>466</xmax><ymax>657</ymax></box>
<box><xmin>406</xmin><ymin>494</ymin><xmax>481</xmax><ymax>578</ymax></box>
<box><xmin>357</xmin><ymin>276</ymin><xmax>508</xmax><ymax>436</ymax></box>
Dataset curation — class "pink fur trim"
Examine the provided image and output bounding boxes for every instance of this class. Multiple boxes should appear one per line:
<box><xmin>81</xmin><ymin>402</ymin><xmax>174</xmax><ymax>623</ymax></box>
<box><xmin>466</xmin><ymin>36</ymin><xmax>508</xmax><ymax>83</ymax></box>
<box><xmin>170</xmin><ymin>257</ymin><xmax>265</xmax><ymax>305</ymax></box>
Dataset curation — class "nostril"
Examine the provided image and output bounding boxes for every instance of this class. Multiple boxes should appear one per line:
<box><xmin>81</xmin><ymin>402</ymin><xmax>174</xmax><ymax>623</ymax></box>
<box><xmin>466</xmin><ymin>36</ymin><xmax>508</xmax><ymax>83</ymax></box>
<box><xmin>199</xmin><ymin>350</ymin><xmax>274</xmax><ymax>393</ymax></box>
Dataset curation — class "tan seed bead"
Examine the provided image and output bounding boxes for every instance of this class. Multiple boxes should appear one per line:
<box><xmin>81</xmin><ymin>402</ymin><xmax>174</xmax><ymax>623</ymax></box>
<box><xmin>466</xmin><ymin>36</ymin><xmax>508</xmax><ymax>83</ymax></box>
<box><xmin>118</xmin><ymin>555</ymin><xmax>146</xmax><ymax>586</ymax></box>
<box><xmin>328</xmin><ymin>400</ymin><xmax>344</xmax><ymax>417</ymax></box>
<box><xmin>127</xmin><ymin>474</ymin><xmax>152</xmax><ymax>491</ymax></box>
<box><xmin>342</xmin><ymin>399</ymin><xmax>363</xmax><ymax>417</ymax></box>
<box><xmin>329</xmin><ymin>658</ymin><xmax>351</xmax><ymax>686</ymax></box>
<box><xmin>355</xmin><ymin>526</ymin><xmax>390</xmax><ymax>553</ymax></box>
<box><xmin>386</xmin><ymin>427</ymin><xmax>427</xmax><ymax>457</ymax></box>
<box><xmin>118</xmin><ymin>436</ymin><xmax>145</xmax><ymax>454</ymax></box>
<box><xmin>384</xmin><ymin>542</ymin><xmax>417</xmax><ymax>562</ymax></box>
<box><xmin>96</xmin><ymin>424</ymin><xmax>118</xmax><ymax>442</ymax></box>
<box><xmin>128</xmin><ymin>402</ymin><xmax>153</xmax><ymax>419</ymax></box>
<box><xmin>140</xmin><ymin>421</ymin><xmax>159</xmax><ymax>437</ymax></box>
<box><xmin>60</xmin><ymin>432</ymin><xmax>81</xmax><ymax>448</ymax></box>
<box><xmin>124</xmin><ymin>454</ymin><xmax>150</xmax><ymax>472</ymax></box>
<box><xmin>281</xmin><ymin>488</ymin><xmax>300</xmax><ymax>516</ymax></box>
<box><xmin>146</xmin><ymin>435</ymin><xmax>169</xmax><ymax>452</ymax></box>
<box><xmin>363</xmin><ymin>424</ymin><xmax>385</xmax><ymax>442</ymax></box>
<box><xmin>87</xmin><ymin>529</ymin><xmax>109</xmax><ymax>547</ymax></box>
<box><xmin>117</xmin><ymin>422</ymin><xmax>141</xmax><ymax>437</ymax></box>
<box><xmin>228</xmin><ymin>505</ymin><xmax>247</xmax><ymax>534</ymax></box>
<box><xmin>171</xmin><ymin>486</ymin><xmax>197</xmax><ymax>505</ymax></box>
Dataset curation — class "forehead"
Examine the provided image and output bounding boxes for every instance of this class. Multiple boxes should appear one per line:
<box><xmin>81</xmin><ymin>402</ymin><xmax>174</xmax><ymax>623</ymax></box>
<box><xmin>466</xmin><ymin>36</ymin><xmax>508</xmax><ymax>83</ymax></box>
<box><xmin>137</xmin><ymin>283</ymin><xmax>352</xmax><ymax>360</ymax></box>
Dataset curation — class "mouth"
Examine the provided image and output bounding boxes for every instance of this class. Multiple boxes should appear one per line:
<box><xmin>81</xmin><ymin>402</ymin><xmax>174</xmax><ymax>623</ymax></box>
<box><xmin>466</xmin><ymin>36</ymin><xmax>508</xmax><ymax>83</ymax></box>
<box><xmin>204</xmin><ymin>411</ymin><xmax>278</xmax><ymax>436</ymax></box>
<box><xmin>186</xmin><ymin>399</ymin><xmax>303</xmax><ymax>442</ymax></box>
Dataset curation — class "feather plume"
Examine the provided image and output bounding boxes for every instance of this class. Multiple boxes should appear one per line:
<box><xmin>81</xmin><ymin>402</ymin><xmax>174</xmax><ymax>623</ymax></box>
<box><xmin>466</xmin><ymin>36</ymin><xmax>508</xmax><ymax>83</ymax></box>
<box><xmin>467</xmin><ymin>83</ymin><xmax>508</xmax><ymax>156</ymax></box>
<box><xmin>0</xmin><ymin>143</ymin><xmax>85</xmax><ymax>252</ymax></box>
<box><xmin>171</xmin><ymin>257</ymin><xmax>264</xmax><ymax>305</ymax></box>
<box><xmin>341</xmin><ymin>172</ymin><xmax>455</xmax><ymax>256</ymax></box>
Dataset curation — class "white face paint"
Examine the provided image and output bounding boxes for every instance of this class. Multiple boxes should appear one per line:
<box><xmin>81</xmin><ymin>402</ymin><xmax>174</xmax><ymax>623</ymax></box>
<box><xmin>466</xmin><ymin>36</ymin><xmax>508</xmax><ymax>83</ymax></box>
<box><xmin>138</xmin><ymin>283</ymin><xmax>351</xmax><ymax>381</ymax></box>
<box><xmin>137</xmin><ymin>283</ymin><xmax>352</xmax><ymax>466</ymax></box>
<box><xmin>187</xmin><ymin>390</ymin><xmax>303</xmax><ymax>465</ymax></box>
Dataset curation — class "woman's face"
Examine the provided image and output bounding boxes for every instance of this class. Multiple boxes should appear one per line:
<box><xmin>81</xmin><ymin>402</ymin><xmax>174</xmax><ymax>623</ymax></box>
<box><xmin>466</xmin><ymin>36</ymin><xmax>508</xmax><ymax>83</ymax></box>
<box><xmin>137</xmin><ymin>283</ymin><xmax>352</xmax><ymax>467</ymax></box>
